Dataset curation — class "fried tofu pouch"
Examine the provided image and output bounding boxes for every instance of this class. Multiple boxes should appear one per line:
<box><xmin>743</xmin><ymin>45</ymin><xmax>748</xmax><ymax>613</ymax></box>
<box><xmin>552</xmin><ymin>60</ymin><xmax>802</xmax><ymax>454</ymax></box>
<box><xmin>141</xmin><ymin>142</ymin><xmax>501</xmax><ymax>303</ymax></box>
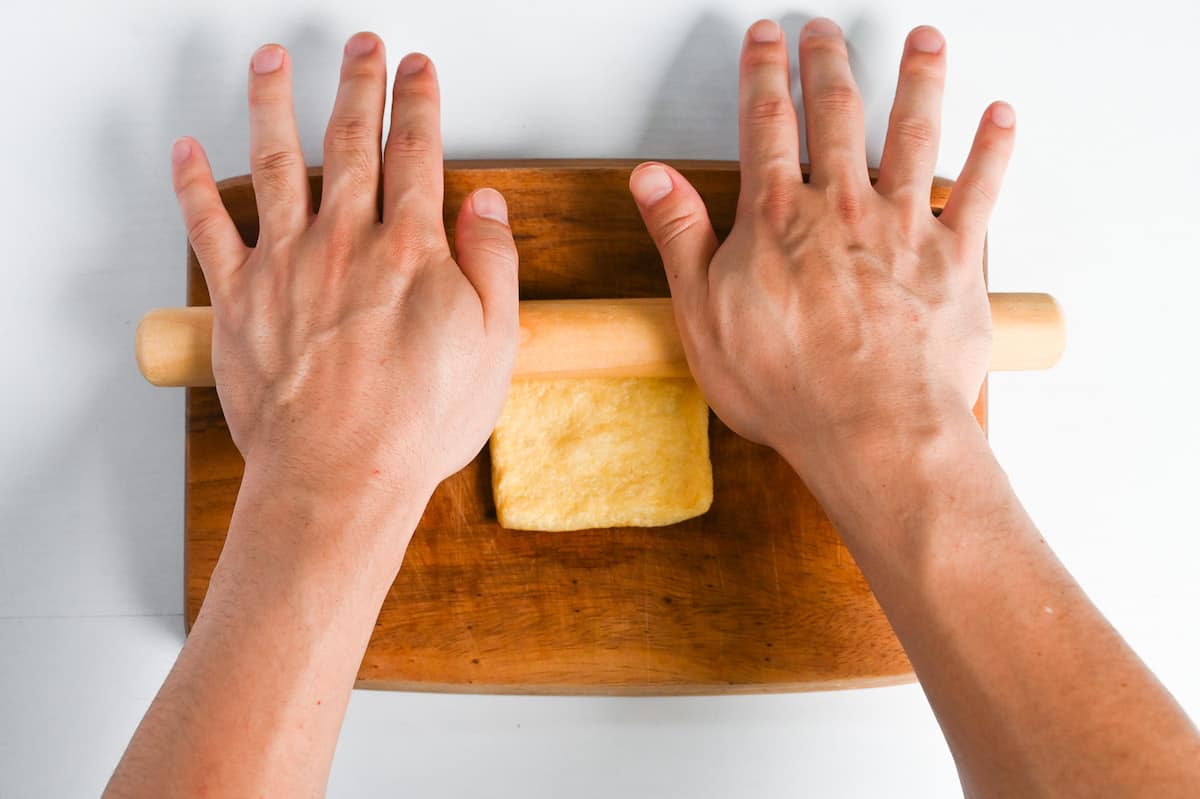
<box><xmin>489</xmin><ymin>378</ymin><xmax>713</xmax><ymax>531</ymax></box>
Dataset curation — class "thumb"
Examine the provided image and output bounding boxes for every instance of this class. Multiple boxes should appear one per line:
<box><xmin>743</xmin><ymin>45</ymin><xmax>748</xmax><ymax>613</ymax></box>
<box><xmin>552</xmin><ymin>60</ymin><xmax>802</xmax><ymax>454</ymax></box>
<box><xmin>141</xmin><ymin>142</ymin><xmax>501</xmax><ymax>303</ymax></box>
<box><xmin>454</xmin><ymin>187</ymin><xmax>519</xmax><ymax>329</ymax></box>
<box><xmin>628</xmin><ymin>162</ymin><xmax>718</xmax><ymax>304</ymax></box>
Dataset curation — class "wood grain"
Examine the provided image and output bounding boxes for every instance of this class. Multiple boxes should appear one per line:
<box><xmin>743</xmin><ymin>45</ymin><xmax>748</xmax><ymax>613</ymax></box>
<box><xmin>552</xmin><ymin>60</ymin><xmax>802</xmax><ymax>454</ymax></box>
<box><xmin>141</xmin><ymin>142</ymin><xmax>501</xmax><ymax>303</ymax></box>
<box><xmin>185</xmin><ymin>160</ymin><xmax>986</xmax><ymax>695</ymax></box>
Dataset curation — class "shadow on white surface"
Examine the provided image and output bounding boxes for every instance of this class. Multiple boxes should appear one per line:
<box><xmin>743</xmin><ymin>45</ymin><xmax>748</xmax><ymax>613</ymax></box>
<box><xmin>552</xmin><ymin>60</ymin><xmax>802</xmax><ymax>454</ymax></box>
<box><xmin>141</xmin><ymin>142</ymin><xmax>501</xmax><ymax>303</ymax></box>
<box><xmin>633</xmin><ymin>10</ymin><xmax>895</xmax><ymax>166</ymax></box>
<box><xmin>635</xmin><ymin>12</ymin><xmax>740</xmax><ymax>161</ymax></box>
<box><xmin>9</xmin><ymin>19</ymin><xmax>349</xmax><ymax>632</ymax></box>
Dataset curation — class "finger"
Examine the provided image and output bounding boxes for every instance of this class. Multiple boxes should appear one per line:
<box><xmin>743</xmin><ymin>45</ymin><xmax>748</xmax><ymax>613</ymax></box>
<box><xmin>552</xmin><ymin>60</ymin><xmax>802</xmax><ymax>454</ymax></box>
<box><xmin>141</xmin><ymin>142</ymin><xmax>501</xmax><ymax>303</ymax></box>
<box><xmin>171</xmin><ymin>137</ymin><xmax>248</xmax><ymax>297</ymax></box>
<box><xmin>321</xmin><ymin>32</ymin><xmax>387</xmax><ymax>220</ymax></box>
<box><xmin>383</xmin><ymin>53</ymin><xmax>444</xmax><ymax>229</ymax></box>
<box><xmin>875</xmin><ymin>26</ymin><xmax>946</xmax><ymax>200</ymax></box>
<box><xmin>247</xmin><ymin>44</ymin><xmax>310</xmax><ymax>239</ymax></box>
<box><xmin>453</xmin><ymin>188</ymin><xmax>518</xmax><ymax>329</ymax></box>
<box><xmin>737</xmin><ymin>19</ymin><xmax>802</xmax><ymax>200</ymax></box>
<box><xmin>939</xmin><ymin>102</ymin><xmax>1016</xmax><ymax>249</ymax></box>
<box><xmin>797</xmin><ymin>18</ymin><xmax>869</xmax><ymax>189</ymax></box>
<box><xmin>628</xmin><ymin>162</ymin><xmax>718</xmax><ymax>308</ymax></box>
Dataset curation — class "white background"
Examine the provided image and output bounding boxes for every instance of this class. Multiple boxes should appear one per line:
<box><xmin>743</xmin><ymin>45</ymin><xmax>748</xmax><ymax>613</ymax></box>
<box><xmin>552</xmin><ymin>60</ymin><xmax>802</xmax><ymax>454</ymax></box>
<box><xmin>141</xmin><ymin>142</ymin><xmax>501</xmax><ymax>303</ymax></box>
<box><xmin>2</xmin><ymin>0</ymin><xmax>1198</xmax><ymax>796</ymax></box>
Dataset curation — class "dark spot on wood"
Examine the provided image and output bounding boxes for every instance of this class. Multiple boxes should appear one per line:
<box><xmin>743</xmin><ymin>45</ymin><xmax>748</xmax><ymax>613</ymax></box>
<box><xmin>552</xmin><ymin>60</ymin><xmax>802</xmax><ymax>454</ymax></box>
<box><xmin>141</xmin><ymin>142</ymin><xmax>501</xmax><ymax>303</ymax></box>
<box><xmin>472</xmin><ymin>658</ymin><xmax>480</xmax><ymax>665</ymax></box>
<box><xmin>663</xmin><ymin>596</ymin><xmax>673</xmax><ymax>604</ymax></box>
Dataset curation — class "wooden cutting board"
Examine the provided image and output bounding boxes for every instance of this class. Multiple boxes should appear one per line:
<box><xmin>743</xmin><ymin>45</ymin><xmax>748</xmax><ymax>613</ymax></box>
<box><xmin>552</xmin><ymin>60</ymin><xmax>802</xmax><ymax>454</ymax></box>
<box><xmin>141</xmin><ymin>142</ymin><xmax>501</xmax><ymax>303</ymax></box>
<box><xmin>185</xmin><ymin>160</ymin><xmax>985</xmax><ymax>695</ymax></box>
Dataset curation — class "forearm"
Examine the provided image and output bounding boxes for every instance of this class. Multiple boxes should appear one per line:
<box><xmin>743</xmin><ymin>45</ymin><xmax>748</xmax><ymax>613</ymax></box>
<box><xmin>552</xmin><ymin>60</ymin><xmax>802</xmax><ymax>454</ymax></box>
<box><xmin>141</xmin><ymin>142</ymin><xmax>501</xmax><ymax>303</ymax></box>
<box><xmin>105</xmin><ymin>462</ymin><xmax>427</xmax><ymax>798</ymax></box>
<box><xmin>789</xmin><ymin>413</ymin><xmax>1200</xmax><ymax>797</ymax></box>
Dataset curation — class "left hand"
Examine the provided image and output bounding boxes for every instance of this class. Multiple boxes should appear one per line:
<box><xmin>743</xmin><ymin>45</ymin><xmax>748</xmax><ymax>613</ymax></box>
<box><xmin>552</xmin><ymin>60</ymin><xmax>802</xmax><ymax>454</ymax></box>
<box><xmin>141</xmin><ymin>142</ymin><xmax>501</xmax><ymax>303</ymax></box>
<box><xmin>169</xmin><ymin>33</ymin><xmax>519</xmax><ymax>504</ymax></box>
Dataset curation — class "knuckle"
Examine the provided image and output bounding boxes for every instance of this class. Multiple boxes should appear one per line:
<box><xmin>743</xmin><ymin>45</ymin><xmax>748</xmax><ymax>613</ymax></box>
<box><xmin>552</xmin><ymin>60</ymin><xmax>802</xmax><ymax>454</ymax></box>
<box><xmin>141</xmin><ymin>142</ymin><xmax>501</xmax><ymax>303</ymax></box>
<box><xmin>253</xmin><ymin>159</ymin><xmax>302</xmax><ymax>205</ymax></box>
<box><xmin>899</xmin><ymin>57</ymin><xmax>945</xmax><ymax>83</ymax></box>
<box><xmin>824</xmin><ymin>183</ymin><xmax>865</xmax><ymax>222</ymax></box>
<box><xmin>469</xmin><ymin>236</ymin><xmax>518</xmax><ymax>269</ymax></box>
<box><xmin>956</xmin><ymin>177</ymin><xmax>997</xmax><ymax>208</ymax></box>
<box><xmin>655</xmin><ymin>209</ymin><xmax>704</xmax><ymax>250</ymax></box>
<box><xmin>974</xmin><ymin>134</ymin><xmax>1013</xmax><ymax>162</ymax></box>
<box><xmin>742</xmin><ymin>46</ymin><xmax>787</xmax><ymax>69</ymax></box>
<box><xmin>317</xmin><ymin>221</ymin><xmax>358</xmax><ymax>266</ymax></box>
<box><xmin>247</xmin><ymin>85</ymin><xmax>289</xmax><ymax>110</ymax></box>
<box><xmin>745</xmin><ymin>97</ymin><xmax>794</xmax><ymax>126</ymax></box>
<box><xmin>801</xmin><ymin>41</ymin><xmax>850</xmax><ymax>70</ymax></box>
<box><xmin>802</xmin><ymin>34</ymin><xmax>848</xmax><ymax>55</ymax></box>
<box><xmin>324</xmin><ymin>120</ymin><xmax>378</xmax><ymax>185</ymax></box>
<box><xmin>184</xmin><ymin>211</ymin><xmax>224</xmax><ymax>248</ymax></box>
<box><xmin>753</xmin><ymin>183</ymin><xmax>798</xmax><ymax>227</ymax></box>
<box><xmin>394</xmin><ymin>73</ymin><xmax>438</xmax><ymax>99</ymax></box>
<box><xmin>173</xmin><ymin>169</ymin><xmax>209</xmax><ymax>199</ymax></box>
<box><xmin>252</xmin><ymin>148</ymin><xmax>301</xmax><ymax>177</ymax></box>
<box><xmin>385</xmin><ymin>127</ymin><xmax>436</xmax><ymax>159</ymax></box>
<box><xmin>811</xmin><ymin>84</ymin><xmax>861</xmax><ymax>116</ymax></box>
<box><xmin>341</xmin><ymin>62</ymin><xmax>382</xmax><ymax>83</ymax></box>
<box><xmin>890</xmin><ymin>116</ymin><xmax>938</xmax><ymax>150</ymax></box>
<box><xmin>326</xmin><ymin>116</ymin><xmax>373</xmax><ymax>148</ymax></box>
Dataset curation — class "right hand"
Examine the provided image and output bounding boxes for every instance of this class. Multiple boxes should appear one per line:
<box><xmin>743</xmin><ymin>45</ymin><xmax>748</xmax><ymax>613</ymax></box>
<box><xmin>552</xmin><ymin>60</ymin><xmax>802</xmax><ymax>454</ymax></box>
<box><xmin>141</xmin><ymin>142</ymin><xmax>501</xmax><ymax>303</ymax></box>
<box><xmin>628</xmin><ymin>18</ymin><xmax>1013</xmax><ymax>471</ymax></box>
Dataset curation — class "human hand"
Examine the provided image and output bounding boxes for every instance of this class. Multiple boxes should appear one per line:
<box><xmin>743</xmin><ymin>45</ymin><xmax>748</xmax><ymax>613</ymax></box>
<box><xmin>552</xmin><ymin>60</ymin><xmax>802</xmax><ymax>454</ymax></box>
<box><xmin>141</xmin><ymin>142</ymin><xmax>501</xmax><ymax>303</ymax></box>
<box><xmin>170</xmin><ymin>33</ymin><xmax>518</xmax><ymax>501</ymax></box>
<box><xmin>628</xmin><ymin>19</ymin><xmax>1013</xmax><ymax>471</ymax></box>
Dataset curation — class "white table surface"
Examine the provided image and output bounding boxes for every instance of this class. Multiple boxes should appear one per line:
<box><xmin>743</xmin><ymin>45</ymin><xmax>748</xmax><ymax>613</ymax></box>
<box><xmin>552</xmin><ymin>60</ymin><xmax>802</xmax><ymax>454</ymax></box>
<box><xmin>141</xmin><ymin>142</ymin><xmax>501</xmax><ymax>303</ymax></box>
<box><xmin>2</xmin><ymin>0</ymin><xmax>1198</xmax><ymax>796</ymax></box>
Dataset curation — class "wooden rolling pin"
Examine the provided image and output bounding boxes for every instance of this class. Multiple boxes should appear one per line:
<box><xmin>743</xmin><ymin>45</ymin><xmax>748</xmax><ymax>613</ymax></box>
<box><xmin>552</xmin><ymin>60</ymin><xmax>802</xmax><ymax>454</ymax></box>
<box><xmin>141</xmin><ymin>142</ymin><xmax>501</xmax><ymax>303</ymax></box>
<box><xmin>135</xmin><ymin>293</ymin><xmax>1064</xmax><ymax>387</ymax></box>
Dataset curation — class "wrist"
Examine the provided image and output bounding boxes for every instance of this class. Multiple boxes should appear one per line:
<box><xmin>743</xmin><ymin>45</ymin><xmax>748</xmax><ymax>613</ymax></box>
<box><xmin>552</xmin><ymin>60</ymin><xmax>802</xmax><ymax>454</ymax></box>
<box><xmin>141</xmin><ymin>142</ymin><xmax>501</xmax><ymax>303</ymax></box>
<box><xmin>780</xmin><ymin>399</ymin><xmax>978</xmax><ymax>474</ymax></box>
<box><xmin>780</xmin><ymin>406</ymin><xmax>1001</xmax><ymax>553</ymax></box>
<box><xmin>231</xmin><ymin>453</ymin><xmax>432</xmax><ymax>579</ymax></box>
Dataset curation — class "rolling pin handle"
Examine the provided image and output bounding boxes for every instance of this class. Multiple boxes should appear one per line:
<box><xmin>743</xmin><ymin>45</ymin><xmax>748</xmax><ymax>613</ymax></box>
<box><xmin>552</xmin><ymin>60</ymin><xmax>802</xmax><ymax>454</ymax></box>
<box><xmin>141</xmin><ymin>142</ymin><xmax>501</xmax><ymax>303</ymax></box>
<box><xmin>135</xmin><ymin>307</ymin><xmax>215</xmax><ymax>387</ymax></box>
<box><xmin>987</xmin><ymin>292</ymin><xmax>1066</xmax><ymax>371</ymax></box>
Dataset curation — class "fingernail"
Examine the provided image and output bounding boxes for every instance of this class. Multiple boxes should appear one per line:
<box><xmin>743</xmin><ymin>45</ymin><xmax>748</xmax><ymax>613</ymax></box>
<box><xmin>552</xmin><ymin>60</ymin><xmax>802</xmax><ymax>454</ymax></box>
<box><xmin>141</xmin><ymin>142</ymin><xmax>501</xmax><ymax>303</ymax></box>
<box><xmin>251</xmin><ymin>45</ymin><xmax>284</xmax><ymax>74</ymax></box>
<box><xmin>990</xmin><ymin>102</ymin><xmax>1016</xmax><ymax>128</ymax></box>
<box><xmin>748</xmin><ymin>19</ymin><xmax>782</xmax><ymax>43</ymax></box>
<box><xmin>398</xmin><ymin>52</ymin><xmax>427</xmax><ymax>76</ymax></box>
<box><xmin>472</xmin><ymin>188</ymin><xmax>508</xmax><ymax>224</ymax></box>
<box><xmin>630</xmin><ymin>164</ymin><xmax>674</xmax><ymax>206</ymax></box>
<box><xmin>802</xmin><ymin>18</ymin><xmax>841</xmax><ymax>38</ymax></box>
<box><xmin>345</xmin><ymin>33</ymin><xmax>377</xmax><ymax>58</ymax></box>
<box><xmin>171</xmin><ymin>138</ymin><xmax>192</xmax><ymax>166</ymax></box>
<box><xmin>909</xmin><ymin>26</ymin><xmax>944</xmax><ymax>54</ymax></box>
